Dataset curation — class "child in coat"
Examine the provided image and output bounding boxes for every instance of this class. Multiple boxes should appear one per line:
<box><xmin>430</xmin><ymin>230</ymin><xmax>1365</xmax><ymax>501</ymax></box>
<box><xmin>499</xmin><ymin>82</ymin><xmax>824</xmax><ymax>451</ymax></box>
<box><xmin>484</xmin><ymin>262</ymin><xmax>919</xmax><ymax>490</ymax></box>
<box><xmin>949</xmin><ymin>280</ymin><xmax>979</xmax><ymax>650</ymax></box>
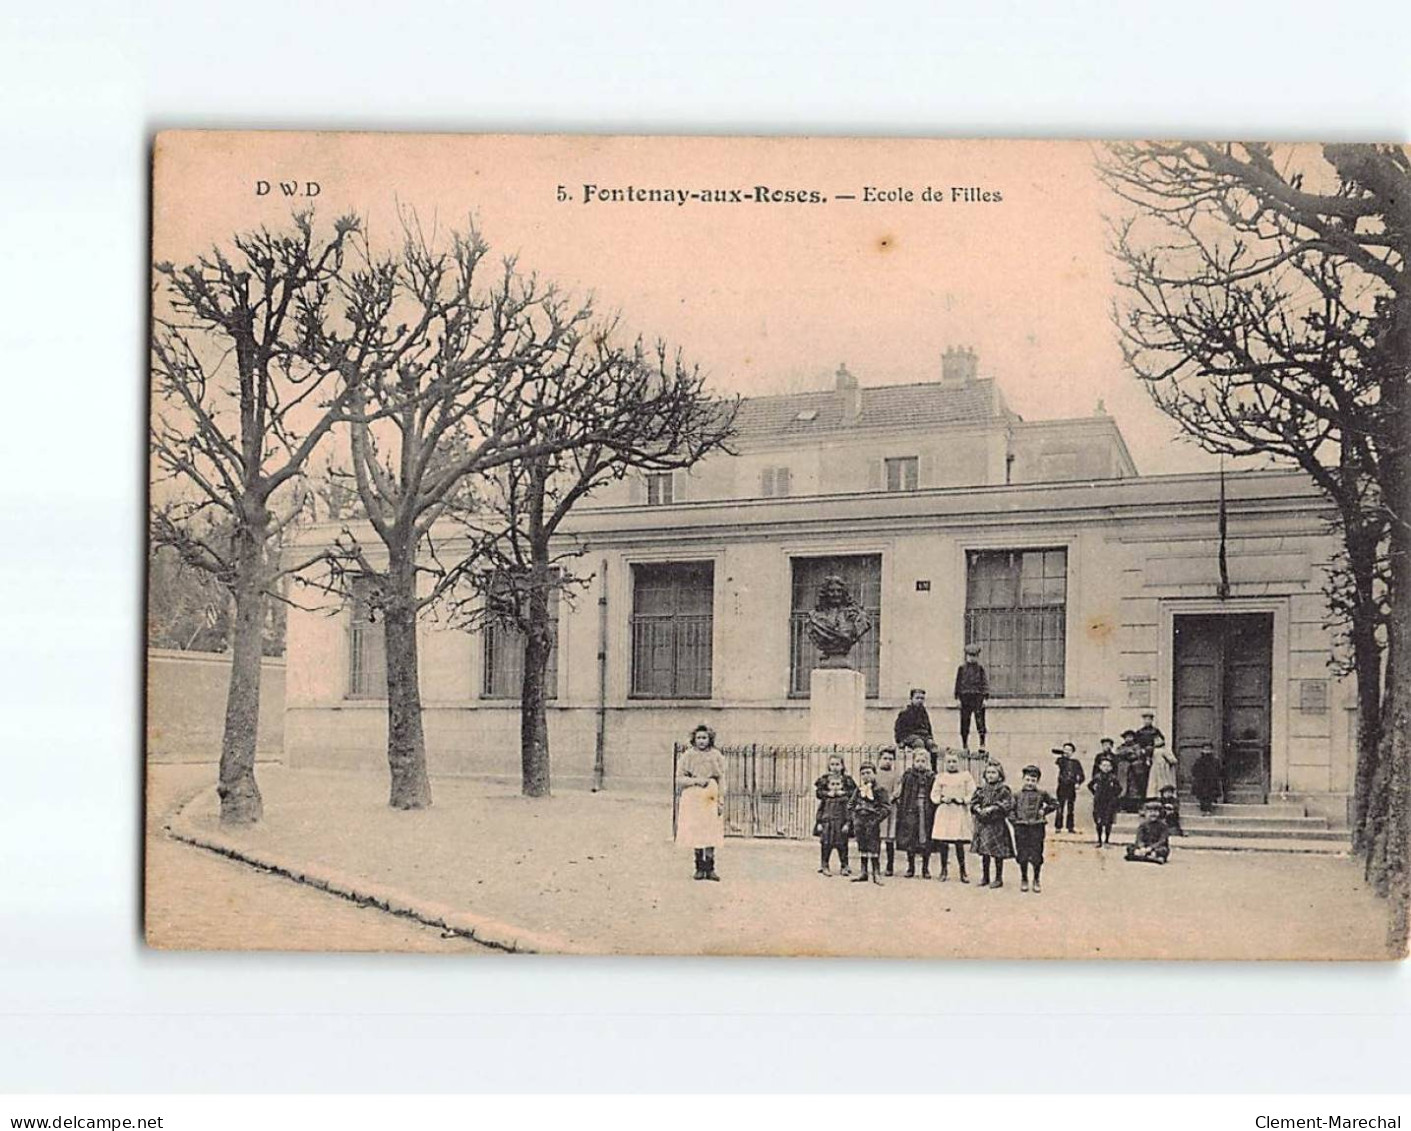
<box><xmin>848</xmin><ymin>761</ymin><xmax>890</xmax><ymax>886</ymax></box>
<box><xmin>1012</xmin><ymin>763</ymin><xmax>1059</xmax><ymax>893</ymax></box>
<box><xmin>970</xmin><ymin>761</ymin><xmax>1015</xmax><ymax>889</ymax></box>
<box><xmin>1192</xmin><ymin>742</ymin><xmax>1222</xmax><ymax>813</ymax></box>
<box><xmin>954</xmin><ymin>642</ymin><xmax>990</xmax><ymax>753</ymax></box>
<box><xmin>895</xmin><ymin>747</ymin><xmax>937</xmax><ymax>878</ymax></box>
<box><xmin>1052</xmin><ymin>742</ymin><xmax>1085</xmax><ymax>834</ymax></box>
<box><xmin>1125</xmin><ymin>801</ymin><xmax>1171</xmax><ymax>864</ymax></box>
<box><xmin>814</xmin><ymin>754</ymin><xmax>856</xmax><ymax>876</ymax></box>
<box><xmin>874</xmin><ymin>746</ymin><xmax>902</xmax><ymax>876</ymax></box>
<box><xmin>1157</xmin><ymin>784</ymin><xmax>1184</xmax><ymax>837</ymax></box>
<box><xmin>1088</xmin><ymin>752</ymin><xmax>1123</xmax><ymax>847</ymax></box>
<box><xmin>1090</xmin><ymin>736</ymin><xmax>1118</xmax><ymax>780</ymax></box>
<box><xmin>930</xmin><ymin>750</ymin><xmax>976</xmax><ymax>882</ymax></box>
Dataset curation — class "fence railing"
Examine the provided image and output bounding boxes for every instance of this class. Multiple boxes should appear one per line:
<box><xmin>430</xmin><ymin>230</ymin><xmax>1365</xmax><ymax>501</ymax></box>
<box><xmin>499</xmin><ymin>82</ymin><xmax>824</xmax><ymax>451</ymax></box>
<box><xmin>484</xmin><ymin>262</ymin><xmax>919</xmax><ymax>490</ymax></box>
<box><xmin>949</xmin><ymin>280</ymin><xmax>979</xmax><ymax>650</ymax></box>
<box><xmin>674</xmin><ymin>742</ymin><xmax>899</xmax><ymax>839</ymax></box>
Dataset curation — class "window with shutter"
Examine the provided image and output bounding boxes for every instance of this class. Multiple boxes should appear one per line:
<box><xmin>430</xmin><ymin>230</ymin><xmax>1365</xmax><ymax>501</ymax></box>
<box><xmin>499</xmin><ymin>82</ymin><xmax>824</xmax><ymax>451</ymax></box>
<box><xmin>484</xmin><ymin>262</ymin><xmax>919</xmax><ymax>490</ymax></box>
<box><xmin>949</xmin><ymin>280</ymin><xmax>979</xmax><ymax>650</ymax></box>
<box><xmin>760</xmin><ymin>467</ymin><xmax>776</xmax><ymax>497</ymax></box>
<box><xmin>481</xmin><ymin>576</ymin><xmax>560</xmax><ymax>700</ymax></box>
<box><xmin>645</xmin><ymin>472</ymin><xmax>674</xmax><ymax>506</ymax></box>
<box><xmin>885</xmin><ymin>456</ymin><xmax>919</xmax><ymax>492</ymax></box>
<box><xmin>776</xmin><ymin>466</ymin><xmax>792</xmax><ymax>497</ymax></box>
<box><xmin>347</xmin><ymin>578</ymin><xmax>387</xmax><ymax>699</ymax></box>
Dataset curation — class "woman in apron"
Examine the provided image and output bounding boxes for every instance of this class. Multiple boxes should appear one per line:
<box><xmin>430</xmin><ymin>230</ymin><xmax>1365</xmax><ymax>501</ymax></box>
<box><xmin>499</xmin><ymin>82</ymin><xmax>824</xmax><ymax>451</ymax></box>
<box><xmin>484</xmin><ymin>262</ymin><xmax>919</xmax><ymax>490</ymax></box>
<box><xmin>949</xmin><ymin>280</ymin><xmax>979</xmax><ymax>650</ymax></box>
<box><xmin>675</xmin><ymin>723</ymin><xmax>725</xmax><ymax>881</ymax></box>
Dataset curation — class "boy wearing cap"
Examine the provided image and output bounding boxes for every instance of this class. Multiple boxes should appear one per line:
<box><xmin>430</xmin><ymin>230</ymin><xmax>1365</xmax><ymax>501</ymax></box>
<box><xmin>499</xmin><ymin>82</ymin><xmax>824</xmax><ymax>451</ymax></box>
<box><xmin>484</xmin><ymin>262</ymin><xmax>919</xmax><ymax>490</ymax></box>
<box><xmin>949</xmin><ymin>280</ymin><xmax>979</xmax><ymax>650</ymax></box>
<box><xmin>894</xmin><ymin>688</ymin><xmax>940</xmax><ymax>769</ymax></box>
<box><xmin>954</xmin><ymin>643</ymin><xmax>990</xmax><ymax>753</ymax></box>
<box><xmin>1053</xmin><ymin>741</ymin><xmax>1085</xmax><ymax>833</ymax></box>
<box><xmin>1012</xmin><ymin>764</ymin><xmax>1058</xmax><ymax>892</ymax></box>
<box><xmin>1125</xmin><ymin>801</ymin><xmax>1172</xmax><ymax>864</ymax></box>
<box><xmin>848</xmin><ymin>761</ymin><xmax>890</xmax><ymax>886</ymax></box>
<box><xmin>1130</xmin><ymin>710</ymin><xmax>1166</xmax><ymax>802</ymax></box>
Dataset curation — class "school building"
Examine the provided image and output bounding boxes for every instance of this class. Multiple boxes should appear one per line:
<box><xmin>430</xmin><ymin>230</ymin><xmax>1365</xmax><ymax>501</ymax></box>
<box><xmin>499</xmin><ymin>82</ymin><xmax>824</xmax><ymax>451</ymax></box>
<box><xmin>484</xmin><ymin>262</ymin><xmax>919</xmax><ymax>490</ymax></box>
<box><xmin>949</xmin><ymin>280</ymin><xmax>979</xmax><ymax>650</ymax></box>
<box><xmin>283</xmin><ymin>350</ymin><xmax>1358</xmax><ymax>825</ymax></box>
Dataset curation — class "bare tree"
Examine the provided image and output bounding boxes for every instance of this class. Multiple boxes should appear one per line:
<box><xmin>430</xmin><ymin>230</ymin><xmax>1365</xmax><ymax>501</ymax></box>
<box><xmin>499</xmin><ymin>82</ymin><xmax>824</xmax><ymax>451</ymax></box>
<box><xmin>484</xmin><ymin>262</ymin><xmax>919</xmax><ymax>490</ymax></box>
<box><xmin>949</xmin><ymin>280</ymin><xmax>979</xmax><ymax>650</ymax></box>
<box><xmin>451</xmin><ymin>342</ymin><xmax>738</xmax><ymax>797</ymax></box>
<box><xmin>1100</xmin><ymin>142</ymin><xmax>1410</xmax><ymax>941</ymax></box>
<box><xmin>151</xmin><ymin>212</ymin><xmax>367</xmax><ymax>824</ymax></box>
<box><xmin>328</xmin><ymin>220</ymin><xmax>662</xmax><ymax>809</ymax></box>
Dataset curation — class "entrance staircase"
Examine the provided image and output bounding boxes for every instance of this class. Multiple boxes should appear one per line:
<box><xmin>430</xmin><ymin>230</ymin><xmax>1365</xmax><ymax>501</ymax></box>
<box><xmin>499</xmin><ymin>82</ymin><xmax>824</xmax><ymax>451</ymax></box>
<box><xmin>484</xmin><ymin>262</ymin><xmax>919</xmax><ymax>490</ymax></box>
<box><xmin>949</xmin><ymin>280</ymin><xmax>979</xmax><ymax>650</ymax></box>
<box><xmin>1109</xmin><ymin>799</ymin><xmax>1350</xmax><ymax>856</ymax></box>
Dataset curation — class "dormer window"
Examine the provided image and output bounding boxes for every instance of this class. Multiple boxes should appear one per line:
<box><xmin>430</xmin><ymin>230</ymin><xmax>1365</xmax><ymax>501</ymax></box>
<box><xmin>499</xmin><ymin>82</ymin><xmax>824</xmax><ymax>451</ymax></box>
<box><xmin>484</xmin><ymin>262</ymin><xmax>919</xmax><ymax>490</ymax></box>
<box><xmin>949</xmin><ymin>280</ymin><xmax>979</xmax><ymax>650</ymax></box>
<box><xmin>884</xmin><ymin>456</ymin><xmax>919</xmax><ymax>492</ymax></box>
<box><xmin>645</xmin><ymin>471</ymin><xmax>675</xmax><ymax>506</ymax></box>
<box><xmin>795</xmin><ymin>409</ymin><xmax>818</xmax><ymax>422</ymax></box>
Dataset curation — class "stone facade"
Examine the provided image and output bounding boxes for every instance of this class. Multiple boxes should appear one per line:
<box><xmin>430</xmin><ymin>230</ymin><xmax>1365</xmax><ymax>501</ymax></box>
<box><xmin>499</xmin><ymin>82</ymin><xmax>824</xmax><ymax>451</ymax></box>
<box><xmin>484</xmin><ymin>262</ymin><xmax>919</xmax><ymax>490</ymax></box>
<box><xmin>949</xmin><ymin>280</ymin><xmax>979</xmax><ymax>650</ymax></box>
<box><xmin>283</xmin><ymin>366</ymin><xmax>1354</xmax><ymax>823</ymax></box>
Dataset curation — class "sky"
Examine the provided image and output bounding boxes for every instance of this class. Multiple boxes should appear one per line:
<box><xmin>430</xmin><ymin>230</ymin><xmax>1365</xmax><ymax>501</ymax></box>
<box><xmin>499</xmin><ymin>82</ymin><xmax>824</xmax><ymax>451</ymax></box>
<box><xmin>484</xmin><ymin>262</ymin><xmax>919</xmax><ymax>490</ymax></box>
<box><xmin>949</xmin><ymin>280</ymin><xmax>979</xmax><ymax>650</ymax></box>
<box><xmin>153</xmin><ymin>133</ymin><xmax>1248</xmax><ymax>476</ymax></box>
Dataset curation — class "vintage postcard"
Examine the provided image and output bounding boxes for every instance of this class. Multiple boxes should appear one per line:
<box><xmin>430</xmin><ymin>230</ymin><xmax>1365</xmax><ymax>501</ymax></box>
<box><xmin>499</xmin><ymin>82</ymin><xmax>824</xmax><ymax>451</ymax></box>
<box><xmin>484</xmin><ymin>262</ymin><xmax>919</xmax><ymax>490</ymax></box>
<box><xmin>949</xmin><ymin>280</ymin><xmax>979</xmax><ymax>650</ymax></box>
<box><xmin>146</xmin><ymin>133</ymin><xmax>1410</xmax><ymax>958</ymax></box>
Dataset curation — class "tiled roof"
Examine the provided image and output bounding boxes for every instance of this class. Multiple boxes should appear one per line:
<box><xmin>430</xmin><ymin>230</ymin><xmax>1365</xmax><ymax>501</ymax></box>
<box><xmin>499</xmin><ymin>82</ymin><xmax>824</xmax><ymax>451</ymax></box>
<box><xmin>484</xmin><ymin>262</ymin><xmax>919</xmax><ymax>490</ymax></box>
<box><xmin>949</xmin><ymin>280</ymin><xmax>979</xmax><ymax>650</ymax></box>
<box><xmin>733</xmin><ymin>379</ymin><xmax>1010</xmax><ymax>438</ymax></box>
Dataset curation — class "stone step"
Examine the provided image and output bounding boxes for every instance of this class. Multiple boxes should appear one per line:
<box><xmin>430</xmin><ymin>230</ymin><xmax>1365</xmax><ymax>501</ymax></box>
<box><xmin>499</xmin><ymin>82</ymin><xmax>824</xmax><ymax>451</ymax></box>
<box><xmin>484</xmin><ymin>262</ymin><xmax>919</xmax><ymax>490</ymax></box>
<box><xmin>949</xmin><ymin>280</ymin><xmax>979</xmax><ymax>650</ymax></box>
<box><xmin>1157</xmin><ymin>835</ymin><xmax>1350</xmax><ymax>856</ymax></box>
<box><xmin>1111</xmin><ymin>814</ymin><xmax>1330</xmax><ymax>832</ymax></box>
<box><xmin>1109</xmin><ymin>822</ymin><xmax>1346</xmax><ymax>842</ymax></box>
<box><xmin>1190</xmin><ymin>801</ymin><xmax>1308</xmax><ymax>819</ymax></box>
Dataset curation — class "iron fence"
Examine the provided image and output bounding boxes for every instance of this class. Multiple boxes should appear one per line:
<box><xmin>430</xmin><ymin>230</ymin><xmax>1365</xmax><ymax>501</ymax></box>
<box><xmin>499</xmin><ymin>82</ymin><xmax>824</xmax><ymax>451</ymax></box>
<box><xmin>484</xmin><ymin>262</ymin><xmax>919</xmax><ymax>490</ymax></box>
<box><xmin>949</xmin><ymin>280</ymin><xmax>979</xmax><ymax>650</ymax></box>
<box><xmin>674</xmin><ymin>742</ymin><xmax>901</xmax><ymax>839</ymax></box>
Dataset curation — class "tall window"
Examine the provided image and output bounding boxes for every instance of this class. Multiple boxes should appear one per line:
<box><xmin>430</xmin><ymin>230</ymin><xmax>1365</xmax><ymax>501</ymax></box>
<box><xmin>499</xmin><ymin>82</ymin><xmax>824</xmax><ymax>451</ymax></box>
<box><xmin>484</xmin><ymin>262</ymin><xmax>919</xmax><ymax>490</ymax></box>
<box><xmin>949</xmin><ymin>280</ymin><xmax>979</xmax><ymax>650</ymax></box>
<box><xmin>347</xmin><ymin>579</ymin><xmax>386</xmax><ymax>699</ymax></box>
<box><xmin>645</xmin><ymin>472</ymin><xmax>674</xmax><ymax>506</ymax></box>
<box><xmin>482</xmin><ymin>583</ymin><xmax>559</xmax><ymax>700</ymax></box>
<box><xmin>630</xmin><ymin>562</ymin><xmax>714</xmax><ymax>698</ymax></box>
<box><xmin>790</xmin><ymin>554</ymin><xmax>882</xmax><ymax>698</ymax></box>
<box><xmin>965</xmin><ymin>548</ymin><xmax>1066</xmax><ymax>697</ymax></box>
<box><xmin>885</xmin><ymin>456</ymin><xmax>918</xmax><ymax>492</ymax></box>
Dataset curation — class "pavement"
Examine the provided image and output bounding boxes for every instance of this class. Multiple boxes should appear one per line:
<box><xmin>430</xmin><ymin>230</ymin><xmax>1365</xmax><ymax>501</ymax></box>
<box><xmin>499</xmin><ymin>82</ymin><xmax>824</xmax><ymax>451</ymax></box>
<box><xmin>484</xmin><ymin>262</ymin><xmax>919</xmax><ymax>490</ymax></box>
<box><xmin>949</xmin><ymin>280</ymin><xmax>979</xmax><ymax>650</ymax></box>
<box><xmin>151</xmin><ymin>764</ymin><xmax>1398</xmax><ymax>959</ymax></box>
<box><xmin>145</xmin><ymin>764</ymin><xmax>487</xmax><ymax>953</ymax></box>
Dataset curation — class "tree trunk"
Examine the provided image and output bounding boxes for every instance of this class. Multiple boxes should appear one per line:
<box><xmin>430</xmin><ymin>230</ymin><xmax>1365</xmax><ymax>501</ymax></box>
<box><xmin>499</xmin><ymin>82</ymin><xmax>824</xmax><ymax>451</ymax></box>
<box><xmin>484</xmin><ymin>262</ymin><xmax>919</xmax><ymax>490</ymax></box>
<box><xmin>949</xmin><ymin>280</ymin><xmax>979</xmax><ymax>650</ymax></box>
<box><xmin>1369</xmin><ymin>282</ymin><xmax>1411</xmax><ymax>951</ymax></box>
<box><xmin>217</xmin><ymin>521</ymin><xmax>266</xmax><ymax>825</ymax></box>
<box><xmin>520</xmin><ymin>551</ymin><xmax>553</xmax><ymax>798</ymax></box>
<box><xmin>1348</xmin><ymin>536</ymin><xmax>1384</xmax><ymax>854</ymax></box>
<box><xmin>382</xmin><ymin>547</ymin><xmax>432</xmax><ymax>810</ymax></box>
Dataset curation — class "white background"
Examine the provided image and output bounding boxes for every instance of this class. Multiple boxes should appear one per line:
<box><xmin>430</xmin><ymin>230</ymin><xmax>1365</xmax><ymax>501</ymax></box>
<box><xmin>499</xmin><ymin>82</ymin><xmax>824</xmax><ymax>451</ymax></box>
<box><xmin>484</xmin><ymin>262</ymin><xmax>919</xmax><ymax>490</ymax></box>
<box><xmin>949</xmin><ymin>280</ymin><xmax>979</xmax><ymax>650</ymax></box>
<box><xmin>1</xmin><ymin>0</ymin><xmax>1409</xmax><ymax>1094</ymax></box>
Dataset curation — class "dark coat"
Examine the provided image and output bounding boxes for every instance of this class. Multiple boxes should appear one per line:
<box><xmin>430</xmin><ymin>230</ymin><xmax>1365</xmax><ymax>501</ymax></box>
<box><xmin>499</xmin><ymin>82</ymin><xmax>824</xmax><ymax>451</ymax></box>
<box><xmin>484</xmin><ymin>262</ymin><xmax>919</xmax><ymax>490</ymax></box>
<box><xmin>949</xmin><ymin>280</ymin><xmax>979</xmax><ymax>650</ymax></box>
<box><xmin>1192</xmin><ymin>752</ymin><xmax>1222</xmax><ymax>805</ymax></box>
<box><xmin>848</xmin><ymin>784</ymin><xmax>891</xmax><ymax>854</ymax></box>
<box><xmin>894</xmin><ymin>701</ymin><xmax>934</xmax><ymax>745</ymax></box>
<box><xmin>1055</xmin><ymin>755</ymin><xmax>1086</xmax><ymax>790</ymax></box>
<box><xmin>954</xmin><ymin>661</ymin><xmax>988</xmax><ymax>698</ymax></box>
<box><xmin>813</xmin><ymin>773</ymin><xmax>856</xmax><ymax>839</ymax></box>
<box><xmin>894</xmin><ymin>766</ymin><xmax>937</xmax><ymax>852</ymax></box>
<box><xmin>1088</xmin><ymin>769</ymin><xmax>1123</xmax><ymax>823</ymax></box>
<box><xmin>970</xmin><ymin>781</ymin><xmax>1015</xmax><ymax>858</ymax></box>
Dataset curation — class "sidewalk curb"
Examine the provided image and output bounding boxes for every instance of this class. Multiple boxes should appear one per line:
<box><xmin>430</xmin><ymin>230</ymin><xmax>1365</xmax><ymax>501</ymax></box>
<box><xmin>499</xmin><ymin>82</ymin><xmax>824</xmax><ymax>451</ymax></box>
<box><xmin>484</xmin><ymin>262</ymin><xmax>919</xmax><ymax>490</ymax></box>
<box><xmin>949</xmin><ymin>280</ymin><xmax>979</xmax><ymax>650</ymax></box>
<box><xmin>163</xmin><ymin>786</ymin><xmax>565</xmax><ymax>955</ymax></box>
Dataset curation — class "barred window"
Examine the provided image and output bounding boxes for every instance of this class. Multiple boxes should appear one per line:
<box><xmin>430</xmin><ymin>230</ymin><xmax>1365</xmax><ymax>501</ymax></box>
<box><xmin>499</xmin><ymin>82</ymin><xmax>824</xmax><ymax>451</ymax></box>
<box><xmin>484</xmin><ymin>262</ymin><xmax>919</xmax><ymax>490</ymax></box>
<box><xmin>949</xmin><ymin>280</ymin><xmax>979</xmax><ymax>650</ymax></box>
<box><xmin>482</xmin><ymin>585</ymin><xmax>559</xmax><ymax>700</ymax></box>
<box><xmin>630</xmin><ymin>562</ymin><xmax>714</xmax><ymax>698</ymax></box>
<box><xmin>347</xmin><ymin>579</ymin><xmax>386</xmax><ymax>699</ymax></box>
<box><xmin>789</xmin><ymin>554</ymin><xmax>882</xmax><ymax>698</ymax></box>
<box><xmin>964</xmin><ymin>548</ymin><xmax>1066</xmax><ymax>698</ymax></box>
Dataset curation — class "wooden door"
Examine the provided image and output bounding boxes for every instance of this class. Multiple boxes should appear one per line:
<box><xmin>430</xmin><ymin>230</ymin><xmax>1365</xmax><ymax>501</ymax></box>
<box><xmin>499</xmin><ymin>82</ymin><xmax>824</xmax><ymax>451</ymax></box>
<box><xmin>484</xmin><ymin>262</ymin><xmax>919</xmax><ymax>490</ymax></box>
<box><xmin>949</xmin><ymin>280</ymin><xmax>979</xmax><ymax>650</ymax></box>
<box><xmin>1172</xmin><ymin>613</ymin><xmax>1273</xmax><ymax>802</ymax></box>
<box><xmin>1222</xmin><ymin>615</ymin><xmax>1273</xmax><ymax>800</ymax></box>
<box><xmin>1173</xmin><ymin>616</ymin><xmax>1221</xmax><ymax>794</ymax></box>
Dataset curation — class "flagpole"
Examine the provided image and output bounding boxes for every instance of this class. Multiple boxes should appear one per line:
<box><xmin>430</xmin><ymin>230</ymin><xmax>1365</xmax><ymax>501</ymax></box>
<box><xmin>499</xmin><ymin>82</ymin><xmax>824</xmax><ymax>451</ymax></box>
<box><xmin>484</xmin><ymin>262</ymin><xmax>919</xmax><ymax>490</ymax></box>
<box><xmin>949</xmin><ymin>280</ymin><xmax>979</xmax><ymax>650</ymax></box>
<box><xmin>1217</xmin><ymin>456</ymin><xmax>1231</xmax><ymax>600</ymax></box>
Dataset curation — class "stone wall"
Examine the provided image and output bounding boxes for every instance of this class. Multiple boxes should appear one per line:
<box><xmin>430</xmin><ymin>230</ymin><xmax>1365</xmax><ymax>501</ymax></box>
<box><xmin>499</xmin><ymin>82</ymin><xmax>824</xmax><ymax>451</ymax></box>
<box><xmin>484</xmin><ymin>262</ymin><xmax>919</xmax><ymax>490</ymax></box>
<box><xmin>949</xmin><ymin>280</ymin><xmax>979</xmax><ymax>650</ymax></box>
<box><xmin>146</xmin><ymin>648</ymin><xmax>285</xmax><ymax>762</ymax></box>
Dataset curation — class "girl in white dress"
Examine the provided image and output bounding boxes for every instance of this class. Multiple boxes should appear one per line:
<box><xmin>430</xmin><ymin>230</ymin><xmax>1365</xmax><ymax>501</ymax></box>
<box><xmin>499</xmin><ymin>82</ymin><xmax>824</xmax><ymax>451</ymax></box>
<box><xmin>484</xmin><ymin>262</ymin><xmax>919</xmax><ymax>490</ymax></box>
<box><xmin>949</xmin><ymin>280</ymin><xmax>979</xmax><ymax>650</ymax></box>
<box><xmin>930</xmin><ymin>750</ymin><xmax>976</xmax><ymax>882</ymax></box>
<box><xmin>675</xmin><ymin>724</ymin><xmax>725</xmax><ymax>881</ymax></box>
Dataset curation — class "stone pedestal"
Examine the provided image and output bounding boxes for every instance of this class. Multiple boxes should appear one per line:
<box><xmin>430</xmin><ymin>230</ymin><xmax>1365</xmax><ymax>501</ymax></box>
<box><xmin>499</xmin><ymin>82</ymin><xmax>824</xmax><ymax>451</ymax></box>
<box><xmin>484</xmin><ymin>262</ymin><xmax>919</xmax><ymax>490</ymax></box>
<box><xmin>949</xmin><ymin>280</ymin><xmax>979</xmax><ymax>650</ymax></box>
<box><xmin>809</xmin><ymin>667</ymin><xmax>866</xmax><ymax>745</ymax></box>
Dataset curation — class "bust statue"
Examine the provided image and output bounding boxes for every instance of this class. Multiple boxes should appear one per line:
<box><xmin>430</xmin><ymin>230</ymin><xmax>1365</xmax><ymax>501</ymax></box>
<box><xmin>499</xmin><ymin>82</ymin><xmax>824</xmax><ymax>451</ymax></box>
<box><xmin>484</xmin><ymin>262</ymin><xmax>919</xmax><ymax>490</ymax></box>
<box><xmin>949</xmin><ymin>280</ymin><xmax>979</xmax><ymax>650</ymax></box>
<box><xmin>805</xmin><ymin>574</ymin><xmax>873</xmax><ymax>668</ymax></box>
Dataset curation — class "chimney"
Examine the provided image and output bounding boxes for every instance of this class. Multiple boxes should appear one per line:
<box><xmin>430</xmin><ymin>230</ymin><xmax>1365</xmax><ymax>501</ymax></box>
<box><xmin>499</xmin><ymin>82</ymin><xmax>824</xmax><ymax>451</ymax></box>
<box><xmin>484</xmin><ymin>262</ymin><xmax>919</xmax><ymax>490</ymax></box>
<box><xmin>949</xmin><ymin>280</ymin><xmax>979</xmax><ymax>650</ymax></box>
<box><xmin>941</xmin><ymin>346</ymin><xmax>978</xmax><ymax>385</ymax></box>
<box><xmin>836</xmin><ymin>362</ymin><xmax>862</xmax><ymax>422</ymax></box>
